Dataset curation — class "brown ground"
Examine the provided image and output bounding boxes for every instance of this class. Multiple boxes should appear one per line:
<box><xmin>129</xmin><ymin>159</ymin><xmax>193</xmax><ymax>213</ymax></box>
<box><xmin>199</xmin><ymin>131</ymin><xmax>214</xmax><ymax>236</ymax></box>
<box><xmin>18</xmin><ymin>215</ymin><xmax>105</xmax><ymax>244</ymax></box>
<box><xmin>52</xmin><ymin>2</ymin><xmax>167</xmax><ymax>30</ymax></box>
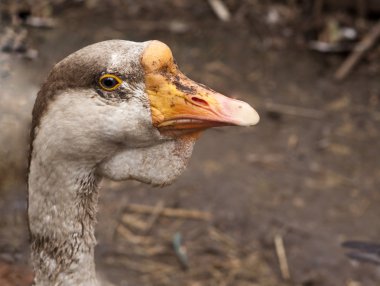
<box><xmin>1</xmin><ymin>2</ymin><xmax>380</xmax><ymax>285</ymax></box>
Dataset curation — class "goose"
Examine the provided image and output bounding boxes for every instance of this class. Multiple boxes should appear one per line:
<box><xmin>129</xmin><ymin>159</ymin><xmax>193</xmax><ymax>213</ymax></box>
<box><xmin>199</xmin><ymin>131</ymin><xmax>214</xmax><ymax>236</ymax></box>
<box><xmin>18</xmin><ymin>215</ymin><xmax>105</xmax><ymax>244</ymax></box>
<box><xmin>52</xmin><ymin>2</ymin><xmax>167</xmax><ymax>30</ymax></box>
<box><xmin>28</xmin><ymin>39</ymin><xmax>259</xmax><ymax>285</ymax></box>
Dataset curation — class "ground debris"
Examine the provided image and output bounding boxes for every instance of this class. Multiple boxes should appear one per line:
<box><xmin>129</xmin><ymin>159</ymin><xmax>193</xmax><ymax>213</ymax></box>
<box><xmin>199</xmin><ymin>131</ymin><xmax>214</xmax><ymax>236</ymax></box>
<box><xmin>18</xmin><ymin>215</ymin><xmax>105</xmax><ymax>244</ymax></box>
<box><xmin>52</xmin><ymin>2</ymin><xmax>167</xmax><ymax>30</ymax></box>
<box><xmin>247</xmin><ymin>153</ymin><xmax>284</xmax><ymax>167</ymax></box>
<box><xmin>25</xmin><ymin>16</ymin><xmax>56</xmax><ymax>28</ymax></box>
<box><xmin>265</xmin><ymin>102</ymin><xmax>325</xmax><ymax>120</ymax></box>
<box><xmin>207</xmin><ymin>0</ymin><xmax>231</xmax><ymax>22</ymax></box>
<box><xmin>274</xmin><ymin>234</ymin><xmax>291</xmax><ymax>281</ymax></box>
<box><xmin>125</xmin><ymin>202</ymin><xmax>212</xmax><ymax>221</ymax></box>
<box><xmin>335</xmin><ymin>20</ymin><xmax>380</xmax><ymax>80</ymax></box>
<box><xmin>110</xmin><ymin>201</ymin><xmax>285</xmax><ymax>285</ymax></box>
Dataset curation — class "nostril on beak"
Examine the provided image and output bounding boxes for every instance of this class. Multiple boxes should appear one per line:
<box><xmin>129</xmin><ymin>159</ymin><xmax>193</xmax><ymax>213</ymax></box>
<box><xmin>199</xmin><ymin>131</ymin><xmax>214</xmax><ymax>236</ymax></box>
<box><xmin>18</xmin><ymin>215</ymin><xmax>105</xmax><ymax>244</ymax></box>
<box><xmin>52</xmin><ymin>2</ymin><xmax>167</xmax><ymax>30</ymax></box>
<box><xmin>191</xmin><ymin>97</ymin><xmax>208</xmax><ymax>106</ymax></box>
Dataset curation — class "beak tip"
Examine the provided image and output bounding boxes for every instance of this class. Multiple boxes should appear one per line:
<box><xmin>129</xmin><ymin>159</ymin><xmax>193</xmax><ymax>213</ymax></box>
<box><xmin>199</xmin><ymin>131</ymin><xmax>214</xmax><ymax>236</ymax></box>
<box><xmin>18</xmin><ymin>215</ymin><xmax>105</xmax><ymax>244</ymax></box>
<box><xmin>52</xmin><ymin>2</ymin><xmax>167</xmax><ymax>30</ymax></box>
<box><xmin>234</xmin><ymin>103</ymin><xmax>260</xmax><ymax>127</ymax></box>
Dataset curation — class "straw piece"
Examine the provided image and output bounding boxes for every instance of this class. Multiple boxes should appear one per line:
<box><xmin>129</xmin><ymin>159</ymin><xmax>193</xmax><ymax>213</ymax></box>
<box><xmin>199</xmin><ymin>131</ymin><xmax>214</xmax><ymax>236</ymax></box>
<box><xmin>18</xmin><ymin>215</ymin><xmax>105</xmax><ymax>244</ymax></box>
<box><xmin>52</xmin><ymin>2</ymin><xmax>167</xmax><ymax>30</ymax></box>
<box><xmin>274</xmin><ymin>234</ymin><xmax>291</xmax><ymax>280</ymax></box>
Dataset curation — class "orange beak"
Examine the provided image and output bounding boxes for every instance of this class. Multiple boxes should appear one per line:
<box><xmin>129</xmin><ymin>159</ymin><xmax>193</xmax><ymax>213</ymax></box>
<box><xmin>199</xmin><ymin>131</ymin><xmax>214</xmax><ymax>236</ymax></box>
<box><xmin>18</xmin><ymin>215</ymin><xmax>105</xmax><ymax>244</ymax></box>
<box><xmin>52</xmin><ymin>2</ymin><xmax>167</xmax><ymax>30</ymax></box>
<box><xmin>141</xmin><ymin>41</ymin><xmax>259</xmax><ymax>135</ymax></box>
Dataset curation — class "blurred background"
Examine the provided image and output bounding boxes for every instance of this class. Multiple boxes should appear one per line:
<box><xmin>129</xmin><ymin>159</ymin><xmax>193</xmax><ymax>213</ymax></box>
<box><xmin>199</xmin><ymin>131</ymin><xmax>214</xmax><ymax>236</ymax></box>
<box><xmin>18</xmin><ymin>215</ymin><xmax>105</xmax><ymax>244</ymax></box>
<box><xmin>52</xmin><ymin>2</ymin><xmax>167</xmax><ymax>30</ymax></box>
<box><xmin>1</xmin><ymin>0</ymin><xmax>380</xmax><ymax>285</ymax></box>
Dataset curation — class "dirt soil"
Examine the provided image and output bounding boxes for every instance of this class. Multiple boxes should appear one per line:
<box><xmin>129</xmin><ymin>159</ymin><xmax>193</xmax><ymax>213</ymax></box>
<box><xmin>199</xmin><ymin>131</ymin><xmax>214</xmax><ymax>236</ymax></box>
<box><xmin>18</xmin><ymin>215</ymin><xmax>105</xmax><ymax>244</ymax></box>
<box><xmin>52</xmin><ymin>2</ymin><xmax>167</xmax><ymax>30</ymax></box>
<box><xmin>0</xmin><ymin>2</ymin><xmax>380</xmax><ymax>286</ymax></box>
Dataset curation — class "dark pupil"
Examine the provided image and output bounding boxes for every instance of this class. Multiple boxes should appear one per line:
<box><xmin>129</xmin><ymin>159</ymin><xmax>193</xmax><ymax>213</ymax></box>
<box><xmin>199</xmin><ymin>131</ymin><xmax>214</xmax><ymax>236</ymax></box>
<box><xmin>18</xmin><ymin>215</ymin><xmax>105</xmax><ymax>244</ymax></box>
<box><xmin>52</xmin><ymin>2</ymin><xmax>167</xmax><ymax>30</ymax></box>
<box><xmin>102</xmin><ymin>77</ymin><xmax>117</xmax><ymax>88</ymax></box>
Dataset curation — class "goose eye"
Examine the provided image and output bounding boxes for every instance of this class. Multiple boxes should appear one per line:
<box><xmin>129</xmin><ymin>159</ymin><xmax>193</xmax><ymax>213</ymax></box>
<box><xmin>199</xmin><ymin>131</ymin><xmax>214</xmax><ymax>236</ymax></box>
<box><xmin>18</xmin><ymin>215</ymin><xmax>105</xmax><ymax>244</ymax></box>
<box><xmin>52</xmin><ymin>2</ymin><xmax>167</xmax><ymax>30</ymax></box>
<box><xmin>99</xmin><ymin>74</ymin><xmax>122</xmax><ymax>91</ymax></box>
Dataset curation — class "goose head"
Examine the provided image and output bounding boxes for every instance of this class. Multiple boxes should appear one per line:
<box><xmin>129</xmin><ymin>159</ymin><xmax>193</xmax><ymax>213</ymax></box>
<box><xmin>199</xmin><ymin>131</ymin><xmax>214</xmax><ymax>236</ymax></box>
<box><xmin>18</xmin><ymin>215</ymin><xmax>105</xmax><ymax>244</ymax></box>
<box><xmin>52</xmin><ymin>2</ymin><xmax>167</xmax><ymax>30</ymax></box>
<box><xmin>31</xmin><ymin>40</ymin><xmax>259</xmax><ymax>185</ymax></box>
<box><xmin>29</xmin><ymin>40</ymin><xmax>259</xmax><ymax>285</ymax></box>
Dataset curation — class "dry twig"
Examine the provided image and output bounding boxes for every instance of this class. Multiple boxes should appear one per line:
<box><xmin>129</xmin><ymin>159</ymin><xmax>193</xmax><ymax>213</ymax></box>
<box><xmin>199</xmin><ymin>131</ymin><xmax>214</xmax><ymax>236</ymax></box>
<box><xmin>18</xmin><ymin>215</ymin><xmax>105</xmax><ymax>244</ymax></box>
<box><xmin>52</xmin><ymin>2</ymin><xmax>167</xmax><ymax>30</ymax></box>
<box><xmin>116</xmin><ymin>224</ymin><xmax>153</xmax><ymax>245</ymax></box>
<box><xmin>274</xmin><ymin>235</ymin><xmax>291</xmax><ymax>280</ymax></box>
<box><xmin>121</xmin><ymin>214</ymin><xmax>148</xmax><ymax>231</ymax></box>
<box><xmin>207</xmin><ymin>0</ymin><xmax>231</xmax><ymax>22</ymax></box>
<box><xmin>335</xmin><ymin>20</ymin><xmax>380</xmax><ymax>80</ymax></box>
<box><xmin>144</xmin><ymin>200</ymin><xmax>165</xmax><ymax>234</ymax></box>
<box><xmin>126</xmin><ymin>203</ymin><xmax>212</xmax><ymax>221</ymax></box>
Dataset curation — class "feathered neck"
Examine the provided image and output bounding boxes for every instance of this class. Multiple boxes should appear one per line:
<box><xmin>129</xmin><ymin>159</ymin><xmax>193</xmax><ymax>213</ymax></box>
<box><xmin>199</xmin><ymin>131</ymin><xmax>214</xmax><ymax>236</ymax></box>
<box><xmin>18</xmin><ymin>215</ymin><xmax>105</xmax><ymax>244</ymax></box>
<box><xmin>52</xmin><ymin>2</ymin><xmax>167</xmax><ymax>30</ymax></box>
<box><xmin>28</xmin><ymin>133</ymin><xmax>195</xmax><ymax>286</ymax></box>
<box><xmin>28</xmin><ymin>152</ymin><xmax>100</xmax><ymax>286</ymax></box>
